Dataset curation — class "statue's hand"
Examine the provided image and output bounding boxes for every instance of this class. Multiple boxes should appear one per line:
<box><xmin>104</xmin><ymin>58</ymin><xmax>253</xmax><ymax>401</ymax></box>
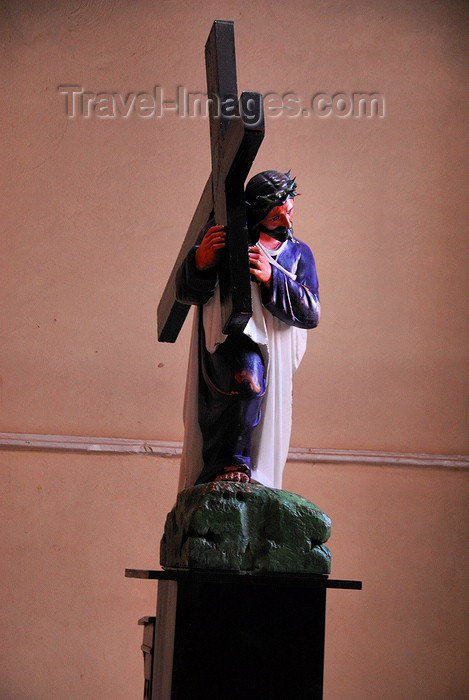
<box><xmin>249</xmin><ymin>245</ymin><xmax>272</xmax><ymax>287</ymax></box>
<box><xmin>195</xmin><ymin>225</ymin><xmax>226</xmax><ymax>271</ymax></box>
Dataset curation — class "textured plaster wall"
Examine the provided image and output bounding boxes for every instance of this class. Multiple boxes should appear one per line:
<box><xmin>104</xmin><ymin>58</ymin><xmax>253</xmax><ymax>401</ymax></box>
<box><xmin>1</xmin><ymin>1</ymin><xmax>468</xmax><ymax>699</ymax></box>
<box><xmin>2</xmin><ymin>0</ymin><xmax>468</xmax><ymax>453</ymax></box>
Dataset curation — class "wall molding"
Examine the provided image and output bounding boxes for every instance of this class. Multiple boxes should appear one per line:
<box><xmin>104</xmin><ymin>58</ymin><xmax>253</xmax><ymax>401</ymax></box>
<box><xmin>1</xmin><ymin>432</ymin><xmax>468</xmax><ymax>471</ymax></box>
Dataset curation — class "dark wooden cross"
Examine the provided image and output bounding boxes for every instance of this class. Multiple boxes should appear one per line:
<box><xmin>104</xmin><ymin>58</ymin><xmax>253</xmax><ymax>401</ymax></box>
<box><xmin>157</xmin><ymin>20</ymin><xmax>265</xmax><ymax>342</ymax></box>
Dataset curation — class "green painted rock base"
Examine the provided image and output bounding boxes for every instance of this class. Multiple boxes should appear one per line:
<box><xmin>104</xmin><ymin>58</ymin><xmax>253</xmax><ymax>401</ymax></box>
<box><xmin>160</xmin><ymin>482</ymin><xmax>332</xmax><ymax>574</ymax></box>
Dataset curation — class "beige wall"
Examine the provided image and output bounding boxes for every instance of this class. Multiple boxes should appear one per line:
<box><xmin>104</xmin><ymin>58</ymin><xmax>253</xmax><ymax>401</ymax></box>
<box><xmin>1</xmin><ymin>1</ymin><xmax>468</xmax><ymax>698</ymax></box>
<box><xmin>1</xmin><ymin>451</ymin><xmax>467</xmax><ymax>699</ymax></box>
<box><xmin>2</xmin><ymin>0</ymin><xmax>468</xmax><ymax>452</ymax></box>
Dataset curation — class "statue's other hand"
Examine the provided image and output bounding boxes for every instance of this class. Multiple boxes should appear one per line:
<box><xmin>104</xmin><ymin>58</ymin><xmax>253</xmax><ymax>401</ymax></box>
<box><xmin>195</xmin><ymin>225</ymin><xmax>226</xmax><ymax>271</ymax></box>
<box><xmin>249</xmin><ymin>246</ymin><xmax>272</xmax><ymax>287</ymax></box>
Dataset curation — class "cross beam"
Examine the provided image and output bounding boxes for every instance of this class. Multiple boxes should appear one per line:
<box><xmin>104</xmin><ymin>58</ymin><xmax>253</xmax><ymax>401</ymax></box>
<box><xmin>157</xmin><ymin>20</ymin><xmax>264</xmax><ymax>343</ymax></box>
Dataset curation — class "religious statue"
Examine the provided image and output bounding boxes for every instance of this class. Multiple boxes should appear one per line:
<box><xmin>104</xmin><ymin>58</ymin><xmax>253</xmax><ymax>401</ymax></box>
<box><xmin>176</xmin><ymin>169</ymin><xmax>320</xmax><ymax>491</ymax></box>
<box><xmin>158</xmin><ymin>22</ymin><xmax>332</xmax><ymax>577</ymax></box>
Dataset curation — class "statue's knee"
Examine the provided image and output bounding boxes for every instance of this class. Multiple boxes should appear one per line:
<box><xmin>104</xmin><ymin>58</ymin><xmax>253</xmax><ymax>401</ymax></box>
<box><xmin>233</xmin><ymin>352</ymin><xmax>265</xmax><ymax>396</ymax></box>
<box><xmin>234</xmin><ymin>369</ymin><xmax>262</xmax><ymax>394</ymax></box>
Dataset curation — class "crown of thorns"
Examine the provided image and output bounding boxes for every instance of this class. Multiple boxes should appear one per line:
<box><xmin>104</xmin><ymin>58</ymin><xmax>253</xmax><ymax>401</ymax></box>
<box><xmin>248</xmin><ymin>171</ymin><xmax>298</xmax><ymax>213</ymax></box>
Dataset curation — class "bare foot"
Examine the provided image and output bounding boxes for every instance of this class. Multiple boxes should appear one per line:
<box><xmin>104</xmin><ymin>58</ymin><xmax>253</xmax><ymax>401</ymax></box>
<box><xmin>214</xmin><ymin>470</ymin><xmax>250</xmax><ymax>483</ymax></box>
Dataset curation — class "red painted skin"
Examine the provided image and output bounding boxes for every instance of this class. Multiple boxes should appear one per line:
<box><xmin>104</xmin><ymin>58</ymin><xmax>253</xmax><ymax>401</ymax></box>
<box><xmin>259</xmin><ymin>198</ymin><xmax>294</xmax><ymax>235</ymax></box>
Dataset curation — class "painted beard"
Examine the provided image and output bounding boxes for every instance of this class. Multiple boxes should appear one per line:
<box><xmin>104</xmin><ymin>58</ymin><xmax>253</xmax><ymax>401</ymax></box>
<box><xmin>258</xmin><ymin>223</ymin><xmax>293</xmax><ymax>242</ymax></box>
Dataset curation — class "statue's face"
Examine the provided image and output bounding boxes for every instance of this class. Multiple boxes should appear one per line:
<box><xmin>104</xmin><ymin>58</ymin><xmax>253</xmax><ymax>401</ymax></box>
<box><xmin>261</xmin><ymin>198</ymin><xmax>294</xmax><ymax>239</ymax></box>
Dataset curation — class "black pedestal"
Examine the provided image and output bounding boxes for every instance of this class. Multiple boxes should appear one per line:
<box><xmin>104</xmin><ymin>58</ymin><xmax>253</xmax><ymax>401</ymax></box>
<box><xmin>126</xmin><ymin>569</ymin><xmax>361</xmax><ymax>700</ymax></box>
